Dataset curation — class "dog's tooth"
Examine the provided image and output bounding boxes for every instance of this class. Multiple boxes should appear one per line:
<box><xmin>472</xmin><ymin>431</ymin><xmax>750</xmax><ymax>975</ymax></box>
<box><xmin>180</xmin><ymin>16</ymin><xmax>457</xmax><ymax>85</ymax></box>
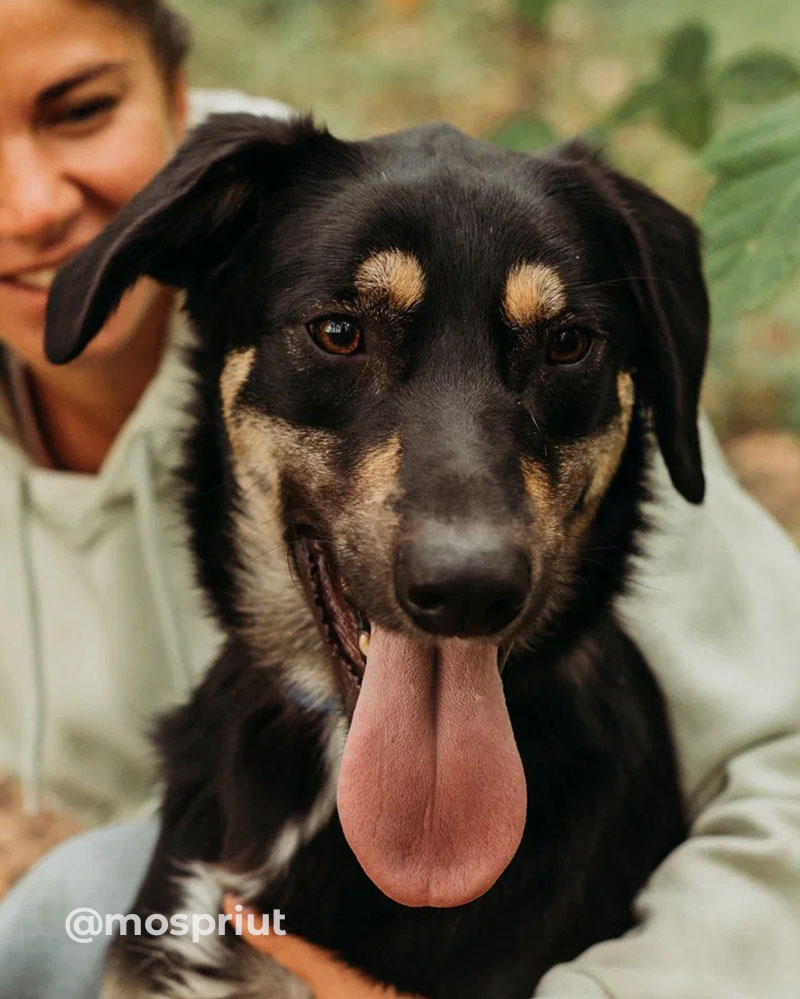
<box><xmin>358</xmin><ymin>630</ymin><xmax>370</xmax><ymax>658</ymax></box>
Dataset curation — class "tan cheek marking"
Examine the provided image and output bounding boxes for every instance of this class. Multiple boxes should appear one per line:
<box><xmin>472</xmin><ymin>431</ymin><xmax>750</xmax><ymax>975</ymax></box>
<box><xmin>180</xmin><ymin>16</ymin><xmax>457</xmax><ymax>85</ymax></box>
<box><xmin>618</xmin><ymin>369</ymin><xmax>635</xmax><ymax>418</ymax></box>
<box><xmin>220</xmin><ymin>347</ymin><xmax>257</xmax><ymax>425</ymax></box>
<box><xmin>219</xmin><ymin>350</ymin><xmax>340</xmax><ymax>695</ymax></box>
<box><xmin>520</xmin><ymin>455</ymin><xmax>551</xmax><ymax>510</ymax></box>
<box><xmin>272</xmin><ymin>423</ymin><xmax>339</xmax><ymax>491</ymax></box>
<box><xmin>351</xmin><ymin>435</ymin><xmax>402</xmax><ymax>512</ymax></box>
<box><xmin>520</xmin><ymin>456</ymin><xmax>561</xmax><ymax>548</ymax></box>
<box><xmin>355</xmin><ymin>249</ymin><xmax>426</xmax><ymax>311</ymax></box>
<box><xmin>220</xmin><ymin>348</ymin><xmax>270</xmax><ymax>480</ymax></box>
<box><xmin>218</xmin><ymin>350</ymin><xmax>328</xmax><ymax>679</ymax></box>
<box><xmin>332</xmin><ymin>436</ymin><xmax>403</xmax><ymax>618</ymax></box>
<box><xmin>220</xmin><ymin>347</ymin><xmax>337</xmax><ymax>492</ymax></box>
<box><xmin>557</xmin><ymin>371</ymin><xmax>636</xmax><ymax>528</ymax></box>
<box><xmin>336</xmin><ymin>436</ymin><xmax>402</xmax><ymax>542</ymax></box>
<box><xmin>503</xmin><ymin>262</ymin><xmax>567</xmax><ymax>328</ymax></box>
<box><xmin>586</xmin><ymin>371</ymin><xmax>635</xmax><ymax>506</ymax></box>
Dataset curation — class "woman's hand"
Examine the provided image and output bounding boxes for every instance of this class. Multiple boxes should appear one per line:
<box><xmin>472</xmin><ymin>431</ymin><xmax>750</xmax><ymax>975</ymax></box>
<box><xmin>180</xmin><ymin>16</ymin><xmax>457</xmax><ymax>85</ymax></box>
<box><xmin>223</xmin><ymin>895</ymin><xmax>425</xmax><ymax>999</ymax></box>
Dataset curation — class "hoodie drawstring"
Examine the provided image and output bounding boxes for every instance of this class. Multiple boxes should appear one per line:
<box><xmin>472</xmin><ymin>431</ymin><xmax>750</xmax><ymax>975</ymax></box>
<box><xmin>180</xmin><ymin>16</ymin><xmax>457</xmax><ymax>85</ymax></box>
<box><xmin>131</xmin><ymin>435</ymin><xmax>194</xmax><ymax>695</ymax></box>
<box><xmin>15</xmin><ymin>473</ymin><xmax>46</xmax><ymax>814</ymax></box>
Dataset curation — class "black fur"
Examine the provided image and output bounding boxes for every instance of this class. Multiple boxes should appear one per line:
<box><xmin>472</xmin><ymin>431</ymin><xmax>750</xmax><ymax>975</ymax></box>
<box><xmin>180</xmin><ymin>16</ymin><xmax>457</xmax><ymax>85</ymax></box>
<box><xmin>45</xmin><ymin>114</ymin><xmax>709</xmax><ymax>998</ymax></box>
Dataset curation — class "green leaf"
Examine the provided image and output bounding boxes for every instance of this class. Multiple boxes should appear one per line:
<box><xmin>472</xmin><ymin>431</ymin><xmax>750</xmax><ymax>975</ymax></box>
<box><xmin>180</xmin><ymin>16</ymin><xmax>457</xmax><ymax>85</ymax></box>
<box><xmin>702</xmin><ymin>156</ymin><xmax>800</xmax><ymax>252</ymax></box>
<box><xmin>704</xmin><ymin>242</ymin><xmax>744</xmax><ymax>286</ymax></box>
<box><xmin>486</xmin><ymin>115</ymin><xmax>556</xmax><ymax>153</ymax></box>
<box><xmin>608</xmin><ymin>80</ymin><xmax>669</xmax><ymax>125</ymax></box>
<box><xmin>514</xmin><ymin>0</ymin><xmax>557</xmax><ymax>30</ymax></box>
<box><xmin>602</xmin><ymin>24</ymin><xmax>714</xmax><ymax>148</ymax></box>
<box><xmin>701</xmin><ymin>94</ymin><xmax>800</xmax><ymax>177</ymax></box>
<box><xmin>658</xmin><ymin>81</ymin><xmax>714</xmax><ymax>149</ymax></box>
<box><xmin>701</xmin><ymin>95</ymin><xmax>800</xmax><ymax>319</ymax></box>
<box><xmin>662</xmin><ymin>22</ymin><xmax>711</xmax><ymax>82</ymax></box>
<box><xmin>716</xmin><ymin>52</ymin><xmax>800</xmax><ymax>105</ymax></box>
<box><xmin>713</xmin><ymin>175</ymin><xmax>800</xmax><ymax>319</ymax></box>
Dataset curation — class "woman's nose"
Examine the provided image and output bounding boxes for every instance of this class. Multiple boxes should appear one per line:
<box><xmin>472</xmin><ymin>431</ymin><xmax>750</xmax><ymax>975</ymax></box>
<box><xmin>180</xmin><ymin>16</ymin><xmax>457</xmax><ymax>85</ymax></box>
<box><xmin>0</xmin><ymin>137</ymin><xmax>82</xmax><ymax>245</ymax></box>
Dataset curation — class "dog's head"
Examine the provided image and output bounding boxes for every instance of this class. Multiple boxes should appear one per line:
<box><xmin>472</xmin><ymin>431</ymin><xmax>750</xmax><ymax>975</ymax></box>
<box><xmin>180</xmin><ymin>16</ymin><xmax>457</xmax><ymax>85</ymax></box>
<box><xmin>46</xmin><ymin>114</ymin><xmax>708</xmax><ymax>909</ymax></box>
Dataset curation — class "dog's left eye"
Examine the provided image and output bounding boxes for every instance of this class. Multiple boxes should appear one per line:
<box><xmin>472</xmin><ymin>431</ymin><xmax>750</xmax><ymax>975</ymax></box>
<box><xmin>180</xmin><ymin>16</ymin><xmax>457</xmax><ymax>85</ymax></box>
<box><xmin>547</xmin><ymin>328</ymin><xmax>593</xmax><ymax>365</ymax></box>
<box><xmin>308</xmin><ymin>316</ymin><xmax>363</xmax><ymax>356</ymax></box>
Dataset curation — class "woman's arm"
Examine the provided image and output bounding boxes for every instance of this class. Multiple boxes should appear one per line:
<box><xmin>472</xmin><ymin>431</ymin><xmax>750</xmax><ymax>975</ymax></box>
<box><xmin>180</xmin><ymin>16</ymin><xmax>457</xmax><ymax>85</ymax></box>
<box><xmin>535</xmin><ymin>419</ymin><xmax>800</xmax><ymax>998</ymax></box>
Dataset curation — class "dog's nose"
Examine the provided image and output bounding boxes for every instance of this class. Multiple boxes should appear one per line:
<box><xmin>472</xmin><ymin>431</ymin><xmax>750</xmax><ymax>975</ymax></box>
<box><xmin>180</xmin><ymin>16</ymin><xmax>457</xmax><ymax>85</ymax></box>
<box><xmin>395</xmin><ymin>523</ymin><xmax>530</xmax><ymax>637</ymax></box>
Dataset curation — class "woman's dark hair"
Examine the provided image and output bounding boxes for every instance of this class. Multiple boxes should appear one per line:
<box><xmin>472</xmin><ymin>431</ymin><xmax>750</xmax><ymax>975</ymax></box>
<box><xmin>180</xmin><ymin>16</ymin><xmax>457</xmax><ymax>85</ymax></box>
<box><xmin>95</xmin><ymin>0</ymin><xmax>191</xmax><ymax>83</ymax></box>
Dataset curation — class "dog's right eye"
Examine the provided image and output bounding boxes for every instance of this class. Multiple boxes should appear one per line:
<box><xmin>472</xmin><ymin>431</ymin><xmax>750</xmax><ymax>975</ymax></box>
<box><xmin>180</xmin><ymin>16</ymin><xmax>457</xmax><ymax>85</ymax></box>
<box><xmin>307</xmin><ymin>316</ymin><xmax>363</xmax><ymax>356</ymax></box>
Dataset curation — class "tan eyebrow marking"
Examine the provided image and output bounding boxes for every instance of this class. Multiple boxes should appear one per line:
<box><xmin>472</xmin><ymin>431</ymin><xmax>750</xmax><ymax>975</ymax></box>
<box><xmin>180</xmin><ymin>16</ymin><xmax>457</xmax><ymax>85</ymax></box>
<box><xmin>503</xmin><ymin>262</ymin><xmax>567</xmax><ymax>327</ymax></box>
<box><xmin>355</xmin><ymin>249</ymin><xmax>426</xmax><ymax>311</ymax></box>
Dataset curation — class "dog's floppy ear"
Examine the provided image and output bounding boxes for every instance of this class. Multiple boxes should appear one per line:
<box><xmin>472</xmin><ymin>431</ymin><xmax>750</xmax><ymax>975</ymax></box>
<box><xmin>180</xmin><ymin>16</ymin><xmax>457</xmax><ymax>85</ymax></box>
<box><xmin>554</xmin><ymin>141</ymin><xmax>709</xmax><ymax>504</ymax></box>
<box><xmin>45</xmin><ymin>113</ymin><xmax>323</xmax><ymax>364</ymax></box>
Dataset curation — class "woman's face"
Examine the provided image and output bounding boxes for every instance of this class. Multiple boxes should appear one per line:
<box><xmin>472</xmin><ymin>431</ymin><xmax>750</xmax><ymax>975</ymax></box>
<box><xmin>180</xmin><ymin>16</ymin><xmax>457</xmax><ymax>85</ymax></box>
<box><xmin>0</xmin><ymin>0</ymin><xmax>187</xmax><ymax>370</ymax></box>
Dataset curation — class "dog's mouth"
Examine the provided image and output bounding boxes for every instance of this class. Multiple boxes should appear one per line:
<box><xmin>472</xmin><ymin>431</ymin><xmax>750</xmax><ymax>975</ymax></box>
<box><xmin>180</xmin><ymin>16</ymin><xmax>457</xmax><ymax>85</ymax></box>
<box><xmin>294</xmin><ymin>529</ymin><xmax>528</xmax><ymax>911</ymax></box>
<box><xmin>296</xmin><ymin>536</ymin><xmax>369</xmax><ymax>701</ymax></box>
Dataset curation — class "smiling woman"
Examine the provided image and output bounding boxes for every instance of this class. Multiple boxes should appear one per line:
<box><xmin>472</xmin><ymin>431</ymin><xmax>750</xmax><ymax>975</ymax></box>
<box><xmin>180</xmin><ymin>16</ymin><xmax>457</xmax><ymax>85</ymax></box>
<box><xmin>0</xmin><ymin>0</ymin><xmax>306</xmax><ymax>834</ymax></box>
<box><xmin>0</xmin><ymin>0</ymin><xmax>190</xmax><ymax>473</ymax></box>
<box><xmin>0</xmin><ymin>0</ymin><xmax>298</xmax><ymax>839</ymax></box>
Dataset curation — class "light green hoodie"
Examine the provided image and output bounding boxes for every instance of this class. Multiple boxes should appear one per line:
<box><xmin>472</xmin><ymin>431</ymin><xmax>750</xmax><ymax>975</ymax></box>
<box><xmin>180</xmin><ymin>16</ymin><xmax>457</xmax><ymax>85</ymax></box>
<box><xmin>0</xmin><ymin>307</ymin><xmax>223</xmax><ymax>821</ymax></box>
<box><xmin>0</xmin><ymin>90</ymin><xmax>292</xmax><ymax>822</ymax></box>
<box><xmin>1</xmin><ymin>90</ymin><xmax>800</xmax><ymax>999</ymax></box>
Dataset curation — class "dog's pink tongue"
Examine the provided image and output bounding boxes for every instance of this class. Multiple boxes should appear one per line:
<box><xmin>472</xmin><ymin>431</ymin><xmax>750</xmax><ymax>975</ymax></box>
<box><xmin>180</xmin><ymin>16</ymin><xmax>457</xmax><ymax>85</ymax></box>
<box><xmin>337</xmin><ymin>625</ymin><xmax>526</xmax><ymax>908</ymax></box>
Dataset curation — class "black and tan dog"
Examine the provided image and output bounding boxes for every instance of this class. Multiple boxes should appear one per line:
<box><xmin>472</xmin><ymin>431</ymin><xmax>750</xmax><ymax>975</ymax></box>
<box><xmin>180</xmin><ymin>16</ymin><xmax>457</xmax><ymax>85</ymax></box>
<box><xmin>45</xmin><ymin>113</ymin><xmax>707</xmax><ymax>999</ymax></box>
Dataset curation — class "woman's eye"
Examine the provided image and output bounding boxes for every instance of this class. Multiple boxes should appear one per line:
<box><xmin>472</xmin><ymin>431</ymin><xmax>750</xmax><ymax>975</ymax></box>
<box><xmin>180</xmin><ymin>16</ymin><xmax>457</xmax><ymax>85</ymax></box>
<box><xmin>308</xmin><ymin>316</ymin><xmax>363</xmax><ymax>356</ymax></box>
<box><xmin>547</xmin><ymin>328</ymin><xmax>593</xmax><ymax>365</ymax></box>
<box><xmin>54</xmin><ymin>97</ymin><xmax>119</xmax><ymax>127</ymax></box>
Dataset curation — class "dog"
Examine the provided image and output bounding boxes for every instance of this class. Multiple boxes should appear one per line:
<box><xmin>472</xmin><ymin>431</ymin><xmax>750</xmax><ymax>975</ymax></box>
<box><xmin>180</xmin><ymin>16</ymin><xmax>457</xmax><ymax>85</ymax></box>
<box><xmin>45</xmin><ymin>112</ymin><xmax>708</xmax><ymax>999</ymax></box>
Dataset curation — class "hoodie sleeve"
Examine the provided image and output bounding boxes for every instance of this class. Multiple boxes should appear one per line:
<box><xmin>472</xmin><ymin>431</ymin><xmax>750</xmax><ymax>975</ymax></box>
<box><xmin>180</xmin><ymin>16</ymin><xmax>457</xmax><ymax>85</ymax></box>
<box><xmin>535</xmin><ymin>418</ymin><xmax>800</xmax><ymax>999</ymax></box>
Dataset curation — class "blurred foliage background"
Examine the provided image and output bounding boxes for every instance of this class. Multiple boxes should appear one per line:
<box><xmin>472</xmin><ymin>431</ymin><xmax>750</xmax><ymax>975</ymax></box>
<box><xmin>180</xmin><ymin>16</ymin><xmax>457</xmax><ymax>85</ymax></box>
<box><xmin>173</xmin><ymin>0</ymin><xmax>800</xmax><ymax>536</ymax></box>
